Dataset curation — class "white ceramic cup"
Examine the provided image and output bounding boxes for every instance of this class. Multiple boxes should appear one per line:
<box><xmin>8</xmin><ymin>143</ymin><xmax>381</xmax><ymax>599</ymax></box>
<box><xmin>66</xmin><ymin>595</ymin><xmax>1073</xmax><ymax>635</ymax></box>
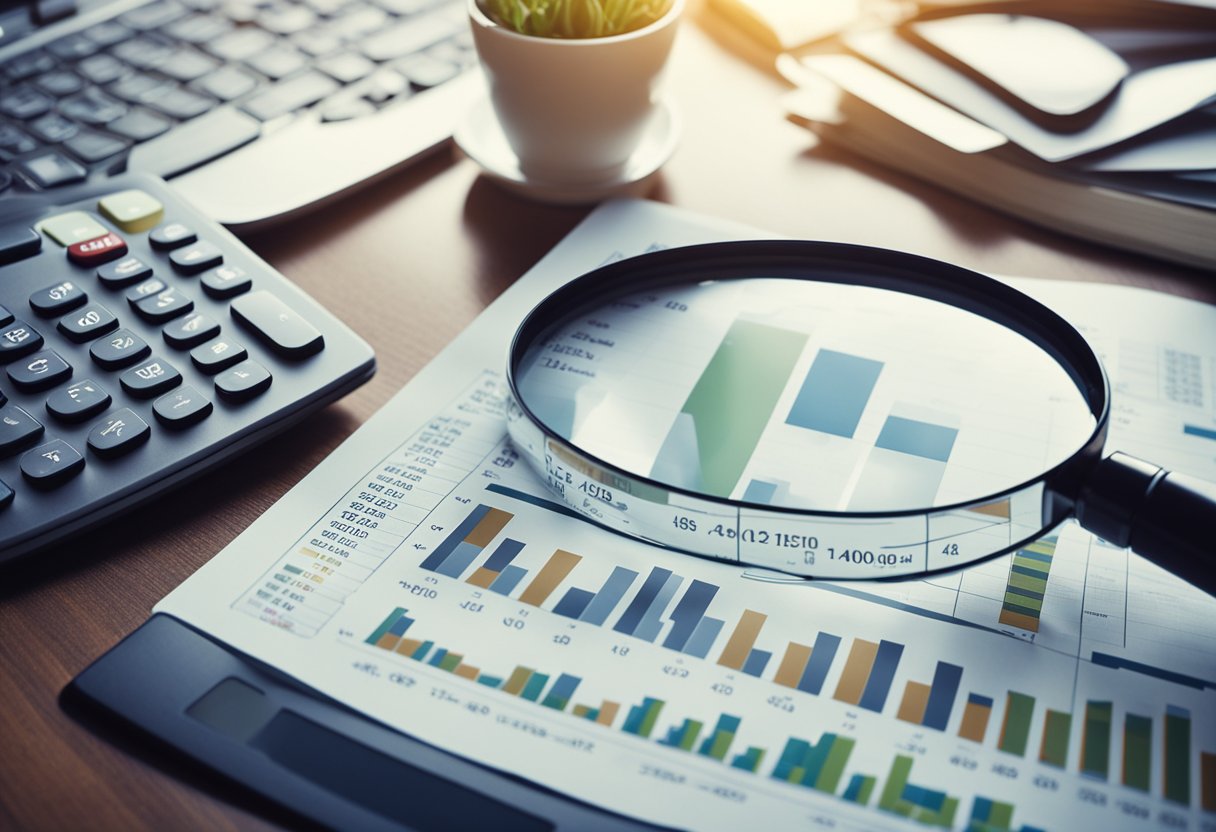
<box><xmin>468</xmin><ymin>0</ymin><xmax>684</xmax><ymax>184</ymax></box>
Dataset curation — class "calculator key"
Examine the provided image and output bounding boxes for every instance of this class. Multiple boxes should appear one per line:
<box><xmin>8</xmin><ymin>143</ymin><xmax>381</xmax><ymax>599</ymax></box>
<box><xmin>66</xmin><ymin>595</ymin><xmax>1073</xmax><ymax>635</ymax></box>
<box><xmin>97</xmin><ymin>256</ymin><xmax>152</xmax><ymax>288</ymax></box>
<box><xmin>0</xmin><ymin>404</ymin><xmax>44</xmax><ymax>456</ymax></box>
<box><xmin>46</xmin><ymin>379</ymin><xmax>111</xmax><ymax>423</ymax></box>
<box><xmin>215</xmin><ymin>359</ymin><xmax>271</xmax><ymax>402</ymax></box>
<box><xmin>67</xmin><ymin>232</ymin><xmax>128</xmax><ymax>266</ymax></box>
<box><xmin>190</xmin><ymin>337</ymin><xmax>247</xmax><ymax>374</ymax></box>
<box><xmin>0</xmin><ymin>226</ymin><xmax>41</xmax><ymax>265</ymax></box>
<box><xmin>38</xmin><ymin>211</ymin><xmax>108</xmax><ymax>246</ymax></box>
<box><xmin>58</xmin><ymin>303</ymin><xmax>119</xmax><ymax>342</ymax></box>
<box><xmin>98</xmin><ymin>189</ymin><xmax>164</xmax><ymax>233</ymax></box>
<box><xmin>201</xmin><ymin>264</ymin><xmax>251</xmax><ymax>298</ymax></box>
<box><xmin>8</xmin><ymin>350</ymin><xmax>72</xmax><ymax>393</ymax></box>
<box><xmin>90</xmin><ymin>328</ymin><xmax>150</xmax><ymax>369</ymax></box>
<box><xmin>87</xmin><ymin>407</ymin><xmax>150</xmax><ymax>458</ymax></box>
<box><xmin>17</xmin><ymin>151</ymin><xmax>87</xmax><ymax>188</ymax></box>
<box><xmin>0</xmin><ymin>479</ymin><xmax>12</xmax><ymax>510</ymax></box>
<box><xmin>0</xmin><ymin>321</ymin><xmax>45</xmax><ymax>363</ymax></box>
<box><xmin>230</xmin><ymin>291</ymin><xmax>324</xmax><ymax>358</ymax></box>
<box><xmin>20</xmin><ymin>439</ymin><xmax>85</xmax><ymax>488</ymax></box>
<box><xmin>169</xmin><ymin>240</ymin><xmax>223</xmax><ymax>274</ymax></box>
<box><xmin>125</xmin><ymin>277</ymin><xmax>166</xmax><ymax>303</ymax></box>
<box><xmin>120</xmin><ymin>356</ymin><xmax>181</xmax><ymax>398</ymax></box>
<box><xmin>153</xmin><ymin>384</ymin><xmax>212</xmax><ymax>428</ymax></box>
<box><xmin>134</xmin><ymin>287</ymin><xmax>194</xmax><ymax>323</ymax></box>
<box><xmin>163</xmin><ymin>312</ymin><xmax>219</xmax><ymax>349</ymax></box>
<box><xmin>30</xmin><ymin>280</ymin><xmax>87</xmax><ymax>317</ymax></box>
<box><xmin>148</xmin><ymin>222</ymin><xmax>196</xmax><ymax>250</ymax></box>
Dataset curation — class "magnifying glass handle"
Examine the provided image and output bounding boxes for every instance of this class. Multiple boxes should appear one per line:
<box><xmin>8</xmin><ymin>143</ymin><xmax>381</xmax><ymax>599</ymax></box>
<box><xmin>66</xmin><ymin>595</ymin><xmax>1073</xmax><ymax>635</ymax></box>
<box><xmin>1075</xmin><ymin>452</ymin><xmax>1216</xmax><ymax>596</ymax></box>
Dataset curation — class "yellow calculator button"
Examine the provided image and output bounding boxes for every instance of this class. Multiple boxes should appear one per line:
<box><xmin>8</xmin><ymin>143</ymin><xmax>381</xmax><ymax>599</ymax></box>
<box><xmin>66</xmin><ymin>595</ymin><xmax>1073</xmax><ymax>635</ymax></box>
<box><xmin>98</xmin><ymin>190</ymin><xmax>164</xmax><ymax>233</ymax></box>
<box><xmin>38</xmin><ymin>211</ymin><xmax>108</xmax><ymax>246</ymax></box>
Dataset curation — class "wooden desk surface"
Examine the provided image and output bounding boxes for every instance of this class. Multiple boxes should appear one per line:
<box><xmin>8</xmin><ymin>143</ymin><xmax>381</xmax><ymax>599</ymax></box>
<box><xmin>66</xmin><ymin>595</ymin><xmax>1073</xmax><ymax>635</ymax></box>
<box><xmin>2</xmin><ymin>8</ymin><xmax>1213</xmax><ymax>830</ymax></box>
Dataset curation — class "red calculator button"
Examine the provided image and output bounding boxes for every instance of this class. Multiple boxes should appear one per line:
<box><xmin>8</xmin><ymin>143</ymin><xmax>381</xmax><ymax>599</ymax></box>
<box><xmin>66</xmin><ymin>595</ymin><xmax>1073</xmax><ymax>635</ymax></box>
<box><xmin>67</xmin><ymin>232</ymin><xmax>127</xmax><ymax>266</ymax></box>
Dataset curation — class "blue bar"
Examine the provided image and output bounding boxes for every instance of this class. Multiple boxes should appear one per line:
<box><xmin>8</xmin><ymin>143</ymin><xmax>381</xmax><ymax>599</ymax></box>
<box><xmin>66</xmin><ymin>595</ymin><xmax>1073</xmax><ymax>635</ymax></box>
<box><xmin>388</xmin><ymin>614</ymin><xmax>414</xmax><ymax>637</ymax></box>
<box><xmin>614</xmin><ymin>567</ymin><xmax>673</xmax><ymax>636</ymax></box>
<box><xmin>435</xmin><ymin>541</ymin><xmax>484</xmax><ymax>579</ymax></box>
<box><xmin>842</xmin><ymin>774</ymin><xmax>866</xmax><ymax>802</ymax></box>
<box><xmin>427</xmin><ymin>648</ymin><xmax>448</xmax><ymax>667</ymax></box>
<box><xmin>662</xmin><ymin>579</ymin><xmax>719</xmax><ymax>651</ymax></box>
<box><xmin>923</xmin><ymin>661</ymin><xmax>963</xmax><ymax>731</ymax></box>
<box><xmin>488</xmin><ymin>565</ymin><xmax>528</xmax><ymax>596</ymax></box>
<box><xmin>698</xmin><ymin>714</ymin><xmax>742</xmax><ymax>756</ymax></box>
<box><xmin>580</xmin><ymin>566</ymin><xmax>639</xmax><ymax>626</ymax></box>
<box><xmin>972</xmin><ymin>797</ymin><xmax>994</xmax><ymax>823</ymax></box>
<box><xmin>1184</xmin><ymin>424</ymin><xmax>1216</xmax><ymax>441</ymax></box>
<box><xmin>798</xmin><ymin>734</ymin><xmax>834</xmax><ymax>786</ymax></box>
<box><xmin>553</xmin><ymin>588</ymin><xmax>595</xmax><ymax>619</ymax></box>
<box><xmin>543</xmin><ymin>673</ymin><xmax>581</xmax><ymax>708</ymax></box>
<box><xmin>1091</xmin><ymin>651</ymin><xmax>1215</xmax><ymax>691</ymax></box>
<box><xmin>684</xmin><ymin>617</ymin><xmax>725</xmax><ymax>659</ymax></box>
<box><xmin>902</xmin><ymin>784</ymin><xmax>946</xmax><ymax>811</ymax></box>
<box><xmin>772</xmin><ymin>739</ymin><xmax>811</xmax><ymax>781</ymax></box>
<box><xmin>622</xmin><ymin>697</ymin><xmax>660</xmax><ymax>735</ymax></box>
<box><xmin>858</xmin><ymin>640</ymin><xmax>904</xmax><ymax>712</ymax></box>
<box><xmin>420</xmin><ymin>504</ymin><xmax>490</xmax><ymax>571</ymax></box>
<box><xmin>485</xmin><ymin>483</ymin><xmax>583</xmax><ymax>519</ymax></box>
<box><xmin>742</xmin><ymin>649</ymin><xmax>772</xmax><ymax>678</ymax></box>
<box><xmin>875</xmin><ymin>415</ymin><xmax>958</xmax><ymax>462</ymax></box>
<box><xmin>786</xmin><ymin>350</ymin><xmax>883</xmax><ymax>438</ymax></box>
<box><xmin>483</xmin><ymin>538</ymin><xmax>525</xmax><ymax>572</ymax></box>
<box><xmin>634</xmin><ymin>572</ymin><xmax>684</xmax><ymax>642</ymax></box>
<box><xmin>798</xmin><ymin>632</ymin><xmax>841</xmax><ymax>695</ymax></box>
<box><xmin>743</xmin><ymin>479</ymin><xmax>778</xmax><ymax>503</ymax></box>
<box><xmin>968</xmin><ymin>692</ymin><xmax>994</xmax><ymax>708</ymax></box>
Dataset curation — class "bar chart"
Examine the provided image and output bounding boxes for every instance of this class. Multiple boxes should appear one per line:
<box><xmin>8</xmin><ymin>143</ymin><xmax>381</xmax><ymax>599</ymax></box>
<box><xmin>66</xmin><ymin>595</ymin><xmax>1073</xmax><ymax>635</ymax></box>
<box><xmin>997</xmin><ymin>536</ymin><xmax>1059</xmax><ymax>633</ymax></box>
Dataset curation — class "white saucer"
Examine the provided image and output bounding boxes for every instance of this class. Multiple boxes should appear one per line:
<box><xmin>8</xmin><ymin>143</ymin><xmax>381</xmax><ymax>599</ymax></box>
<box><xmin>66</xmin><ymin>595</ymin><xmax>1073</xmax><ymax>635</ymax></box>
<box><xmin>454</xmin><ymin>98</ymin><xmax>680</xmax><ymax>204</ymax></box>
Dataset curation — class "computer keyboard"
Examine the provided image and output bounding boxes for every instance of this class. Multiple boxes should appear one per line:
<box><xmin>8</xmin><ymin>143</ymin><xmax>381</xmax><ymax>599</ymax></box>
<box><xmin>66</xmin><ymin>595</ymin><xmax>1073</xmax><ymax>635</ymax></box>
<box><xmin>0</xmin><ymin>173</ymin><xmax>375</xmax><ymax>563</ymax></box>
<box><xmin>0</xmin><ymin>0</ymin><xmax>476</xmax><ymax>225</ymax></box>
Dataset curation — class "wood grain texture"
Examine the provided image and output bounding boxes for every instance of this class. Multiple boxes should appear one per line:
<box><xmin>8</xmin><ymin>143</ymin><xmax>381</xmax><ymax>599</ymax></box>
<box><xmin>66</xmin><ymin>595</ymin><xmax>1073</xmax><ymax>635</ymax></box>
<box><xmin>2</xmin><ymin>7</ymin><xmax>1212</xmax><ymax>830</ymax></box>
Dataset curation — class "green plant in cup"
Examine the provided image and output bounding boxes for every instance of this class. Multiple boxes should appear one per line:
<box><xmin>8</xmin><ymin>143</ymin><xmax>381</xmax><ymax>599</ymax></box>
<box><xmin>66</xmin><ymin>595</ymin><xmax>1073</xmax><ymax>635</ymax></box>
<box><xmin>478</xmin><ymin>0</ymin><xmax>674</xmax><ymax>38</ymax></box>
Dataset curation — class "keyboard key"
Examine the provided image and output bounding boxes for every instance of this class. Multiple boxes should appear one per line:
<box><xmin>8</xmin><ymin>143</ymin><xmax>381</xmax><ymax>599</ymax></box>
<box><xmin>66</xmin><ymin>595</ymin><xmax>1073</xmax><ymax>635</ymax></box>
<box><xmin>361</xmin><ymin>13</ymin><xmax>458</xmax><ymax>62</ymax></box>
<box><xmin>0</xmin><ymin>321</ymin><xmax>45</xmax><ymax>363</ymax></box>
<box><xmin>3</xmin><ymin>51</ymin><xmax>55</xmax><ymax>82</ymax></box>
<box><xmin>0</xmin><ymin>479</ymin><xmax>12</xmax><ymax>510</ymax></box>
<box><xmin>0</xmin><ymin>85</ymin><xmax>54</xmax><ymax>120</ymax></box>
<box><xmin>319</xmin><ymin>95</ymin><xmax>375</xmax><ymax>123</ymax></box>
<box><xmin>58</xmin><ymin>302</ymin><xmax>119</xmax><ymax>342</ymax></box>
<box><xmin>39</xmin><ymin>210</ymin><xmax>107</xmax><ymax>245</ymax></box>
<box><xmin>125</xmin><ymin>277</ymin><xmax>166</xmax><ymax>302</ymax></box>
<box><xmin>120</xmin><ymin>356</ymin><xmax>182</xmax><ymax>397</ymax></box>
<box><xmin>90</xmin><ymin>328</ymin><xmax>150</xmax><ymax>369</ymax></box>
<box><xmin>0</xmin><ymin>404</ymin><xmax>45</xmax><ymax>455</ymax></box>
<box><xmin>35</xmin><ymin>70</ymin><xmax>85</xmax><ymax>97</ymax></box>
<box><xmin>126</xmin><ymin>108</ymin><xmax>260</xmax><ymax>178</ymax></box>
<box><xmin>207</xmin><ymin>27</ymin><xmax>275</xmax><ymax>62</ymax></box>
<box><xmin>17</xmin><ymin>152</ymin><xmax>87</xmax><ymax>188</ymax></box>
<box><xmin>141</xmin><ymin>85</ymin><xmax>214</xmax><ymax>120</ymax></box>
<box><xmin>47</xmin><ymin>36</ymin><xmax>98</xmax><ymax>62</ymax></box>
<box><xmin>230</xmin><ymin>291</ymin><xmax>324</xmax><ymax>358</ymax></box>
<box><xmin>190</xmin><ymin>336</ymin><xmax>247</xmax><ymax>373</ymax></box>
<box><xmin>259</xmin><ymin>5</ymin><xmax>317</xmax><ymax>35</ymax></box>
<box><xmin>98</xmin><ymin>189</ymin><xmax>164</xmax><ymax>232</ymax></box>
<box><xmin>163</xmin><ymin>312</ymin><xmax>219</xmax><ymax>348</ymax></box>
<box><xmin>153</xmin><ymin>384</ymin><xmax>212</xmax><ymax>428</ymax></box>
<box><xmin>97</xmin><ymin>255</ymin><xmax>152</xmax><ymax>287</ymax></box>
<box><xmin>201</xmin><ymin>264</ymin><xmax>251</xmax><ymax>298</ymax></box>
<box><xmin>77</xmin><ymin>54</ymin><xmax>128</xmax><ymax>85</ymax></box>
<box><xmin>395</xmin><ymin>53</ymin><xmax>459</xmax><ymax>89</ymax></box>
<box><xmin>64</xmin><ymin>130</ymin><xmax>129</xmax><ymax>164</ymax></box>
<box><xmin>108</xmin><ymin>73</ymin><xmax>169</xmax><ymax>104</ymax></box>
<box><xmin>0</xmin><ymin>227</ymin><xmax>41</xmax><ymax>265</ymax></box>
<box><xmin>169</xmin><ymin>240</ymin><xmax>222</xmax><ymax>274</ymax></box>
<box><xmin>20</xmin><ymin>438</ymin><xmax>85</xmax><ymax>488</ymax></box>
<box><xmin>164</xmin><ymin>14</ymin><xmax>233</xmax><ymax>44</ymax></box>
<box><xmin>111</xmin><ymin>36</ymin><xmax>175</xmax><ymax>71</ymax></box>
<box><xmin>29</xmin><ymin>112</ymin><xmax>80</xmax><ymax>144</ymax></box>
<box><xmin>67</xmin><ymin>232</ymin><xmax>128</xmax><ymax>266</ymax></box>
<box><xmin>195</xmin><ymin>66</ymin><xmax>257</xmax><ymax>101</ymax></box>
<box><xmin>134</xmin><ymin>287</ymin><xmax>194</xmax><ymax>323</ymax></box>
<box><xmin>83</xmin><ymin>20</ymin><xmax>133</xmax><ymax>48</ymax></box>
<box><xmin>120</xmin><ymin>0</ymin><xmax>189</xmax><ymax>30</ymax></box>
<box><xmin>106</xmin><ymin>108</ymin><xmax>172</xmax><ymax>142</ymax></box>
<box><xmin>8</xmin><ymin>349</ymin><xmax>72</xmax><ymax>392</ymax></box>
<box><xmin>316</xmin><ymin>51</ymin><xmax>375</xmax><ymax>84</ymax></box>
<box><xmin>57</xmin><ymin>88</ymin><xmax>127</xmax><ymax>125</ymax></box>
<box><xmin>0</xmin><ymin>124</ymin><xmax>37</xmax><ymax>157</ymax></box>
<box><xmin>214</xmin><ymin>359</ymin><xmax>271</xmax><ymax>401</ymax></box>
<box><xmin>242</xmin><ymin>72</ymin><xmax>338</xmax><ymax>121</ymax></box>
<box><xmin>247</xmin><ymin>46</ymin><xmax>308</xmax><ymax>81</ymax></box>
<box><xmin>47</xmin><ymin>379</ymin><xmax>111</xmax><ymax>423</ymax></box>
<box><xmin>148</xmin><ymin>222</ymin><xmax>196</xmax><ymax>250</ymax></box>
<box><xmin>87</xmin><ymin>407</ymin><xmax>150</xmax><ymax>458</ymax></box>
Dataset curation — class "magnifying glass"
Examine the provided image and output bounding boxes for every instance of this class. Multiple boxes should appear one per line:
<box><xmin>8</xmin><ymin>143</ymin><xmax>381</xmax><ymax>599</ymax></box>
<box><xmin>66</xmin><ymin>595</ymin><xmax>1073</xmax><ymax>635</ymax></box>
<box><xmin>505</xmin><ymin>241</ymin><xmax>1216</xmax><ymax>595</ymax></box>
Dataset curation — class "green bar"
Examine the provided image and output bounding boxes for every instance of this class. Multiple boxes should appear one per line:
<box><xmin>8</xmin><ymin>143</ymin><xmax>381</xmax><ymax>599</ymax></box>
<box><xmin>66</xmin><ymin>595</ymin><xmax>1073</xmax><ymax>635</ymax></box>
<box><xmin>998</xmin><ymin>692</ymin><xmax>1035</xmax><ymax>756</ymax></box>
<box><xmin>1082</xmin><ymin>701</ymin><xmax>1112</xmax><ymax>779</ymax></box>
<box><xmin>707</xmin><ymin>731</ymin><xmax>735</xmax><ymax>761</ymax></box>
<box><xmin>572</xmin><ymin>705</ymin><xmax>591</xmax><ymax>718</ymax></box>
<box><xmin>856</xmin><ymin>776</ymin><xmax>876</xmax><ymax>806</ymax></box>
<box><xmin>677</xmin><ymin>319</ymin><xmax>808</xmax><ymax>498</ymax></box>
<box><xmin>1164</xmin><ymin>709</ymin><xmax>1191</xmax><ymax>805</ymax></box>
<box><xmin>411</xmin><ymin>640</ymin><xmax>434</xmax><ymax>661</ymax></box>
<box><xmin>733</xmin><ymin>747</ymin><xmax>765</xmax><ymax>772</ymax></box>
<box><xmin>520</xmin><ymin>672</ymin><xmax>550</xmax><ymax>702</ymax></box>
<box><xmin>1040</xmin><ymin>710</ymin><xmax>1071</xmax><ymax>768</ymax></box>
<box><xmin>679</xmin><ymin>720</ymin><xmax>704</xmax><ymax>751</ymax></box>
<box><xmin>815</xmin><ymin>736</ymin><xmax>855</xmax><ymax>794</ymax></box>
<box><xmin>1002</xmin><ymin>593</ymin><xmax>1045</xmax><ymax>612</ymax></box>
<box><xmin>638</xmin><ymin>699</ymin><xmax>665</xmax><ymax>738</ymax></box>
<box><xmin>477</xmin><ymin>675</ymin><xmax>503</xmax><ymax>688</ymax></box>
<box><xmin>891</xmin><ymin>800</ymin><xmax>915</xmax><ymax>817</ymax></box>
<box><xmin>365</xmin><ymin>607</ymin><xmax>407</xmax><ymax>645</ymax></box>
<box><xmin>879</xmin><ymin>755</ymin><xmax>914</xmax><ymax>811</ymax></box>
<box><xmin>1123</xmin><ymin>714</ymin><xmax>1152</xmax><ymax>792</ymax></box>
<box><xmin>987</xmin><ymin>801</ymin><xmax>1014</xmax><ymax>828</ymax></box>
<box><xmin>1007</xmin><ymin>572</ymin><xmax>1046</xmax><ymax>593</ymax></box>
<box><xmin>438</xmin><ymin>652</ymin><xmax>462</xmax><ymax>672</ymax></box>
<box><xmin>935</xmin><ymin>797</ymin><xmax>959</xmax><ymax>828</ymax></box>
<box><xmin>788</xmin><ymin>766</ymin><xmax>805</xmax><ymax>783</ymax></box>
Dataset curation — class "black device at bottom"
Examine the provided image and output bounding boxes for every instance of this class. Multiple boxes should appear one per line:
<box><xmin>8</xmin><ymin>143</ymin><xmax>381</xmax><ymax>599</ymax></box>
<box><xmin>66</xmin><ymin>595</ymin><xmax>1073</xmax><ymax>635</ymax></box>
<box><xmin>67</xmin><ymin>615</ymin><xmax>657</xmax><ymax>831</ymax></box>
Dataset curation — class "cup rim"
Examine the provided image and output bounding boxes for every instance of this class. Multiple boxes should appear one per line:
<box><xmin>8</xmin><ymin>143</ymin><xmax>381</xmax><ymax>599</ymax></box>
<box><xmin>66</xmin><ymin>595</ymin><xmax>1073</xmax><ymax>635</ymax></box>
<box><xmin>468</xmin><ymin>0</ymin><xmax>685</xmax><ymax>46</ymax></box>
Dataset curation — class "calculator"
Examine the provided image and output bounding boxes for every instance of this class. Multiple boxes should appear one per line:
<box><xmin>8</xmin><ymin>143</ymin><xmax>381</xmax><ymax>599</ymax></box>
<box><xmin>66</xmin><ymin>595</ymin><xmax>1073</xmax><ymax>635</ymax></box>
<box><xmin>0</xmin><ymin>173</ymin><xmax>375</xmax><ymax>564</ymax></box>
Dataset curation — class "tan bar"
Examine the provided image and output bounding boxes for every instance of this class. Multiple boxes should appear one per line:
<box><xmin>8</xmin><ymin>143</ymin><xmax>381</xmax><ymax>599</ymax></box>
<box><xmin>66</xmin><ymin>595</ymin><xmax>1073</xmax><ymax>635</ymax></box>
<box><xmin>394</xmin><ymin>637</ymin><xmax>423</xmax><ymax>657</ymax></box>
<box><xmin>999</xmin><ymin>608</ymin><xmax>1041</xmax><ymax>632</ymax></box>
<box><xmin>896</xmin><ymin>681</ymin><xmax>932</xmax><ymax>724</ymax></box>
<box><xmin>832</xmin><ymin>639</ymin><xmax>879</xmax><ymax>704</ymax></box>
<box><xmin>774</xmin><ymin>642</ymin><xmax>813</xmax><ymax>688</ymax></box>
<box><xmin>519</xmin><ymin>549</ymin><xmax>582</xmax><ymax>606</ymax></box>
<box><xmin>597</xmin><ymin>701</ymin><xmax>621</xmax><ymax>726</ymax></box>
<box><xmin>376</xmin><ymin>633</ymin><xmax>401</xmax><ymax>651</ymax></box>
<box><xmin>454</xmin><ymin>664</ymin><xmax>479</xmax><ymax>680</ymax></box>
<box><xmin>959</xmin><ymin>701</ymin><xmax>992</xmax><ymax>743</ymax></box>
<box><xmin>717</xmin><ymin>610</ymin><xmax>768</xmax><ymax>670</ymax></box>
<box><xmin>466</xmin><ymin>507</ymin><xmax>514</xmax><ymax>547</ymax></box>
<box><xmin>502</xmin><ymin>666</ymin><xmax>533</xmax><ymax>695</ymax></box>
<box><xmin>971</xmin><ymin>499</ymin><xmax>1011</xmax><ymax>519</ymax></box>
<box><xmin>466</xmin><ymin>566</ymin><xmax>500</xmax><ymax>588</ymax></box>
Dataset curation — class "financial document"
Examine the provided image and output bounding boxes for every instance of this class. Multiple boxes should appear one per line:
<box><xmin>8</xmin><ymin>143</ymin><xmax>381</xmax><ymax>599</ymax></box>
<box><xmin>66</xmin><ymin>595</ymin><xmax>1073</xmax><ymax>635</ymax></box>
<box><xmin>159</xmin><ymin>201</ymin><xmax>1216</xmax><ymax>832</ymax></box>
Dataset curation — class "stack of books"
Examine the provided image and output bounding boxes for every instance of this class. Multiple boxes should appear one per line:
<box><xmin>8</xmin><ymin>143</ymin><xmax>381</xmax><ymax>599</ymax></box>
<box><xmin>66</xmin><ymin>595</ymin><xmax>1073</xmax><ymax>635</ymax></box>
<box><xmin>780</xmin><ymin>0</ymin><xmax>1216</xmax><ymax>271</ymax></box>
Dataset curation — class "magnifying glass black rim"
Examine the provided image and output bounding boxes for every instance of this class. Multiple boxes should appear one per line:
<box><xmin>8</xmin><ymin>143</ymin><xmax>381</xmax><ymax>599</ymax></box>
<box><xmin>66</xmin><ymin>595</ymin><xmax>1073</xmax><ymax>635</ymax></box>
<box><xmin>507</xmin><ymin>240</ymin><xmax>1112</xmax><ymax>521</ymax></box>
